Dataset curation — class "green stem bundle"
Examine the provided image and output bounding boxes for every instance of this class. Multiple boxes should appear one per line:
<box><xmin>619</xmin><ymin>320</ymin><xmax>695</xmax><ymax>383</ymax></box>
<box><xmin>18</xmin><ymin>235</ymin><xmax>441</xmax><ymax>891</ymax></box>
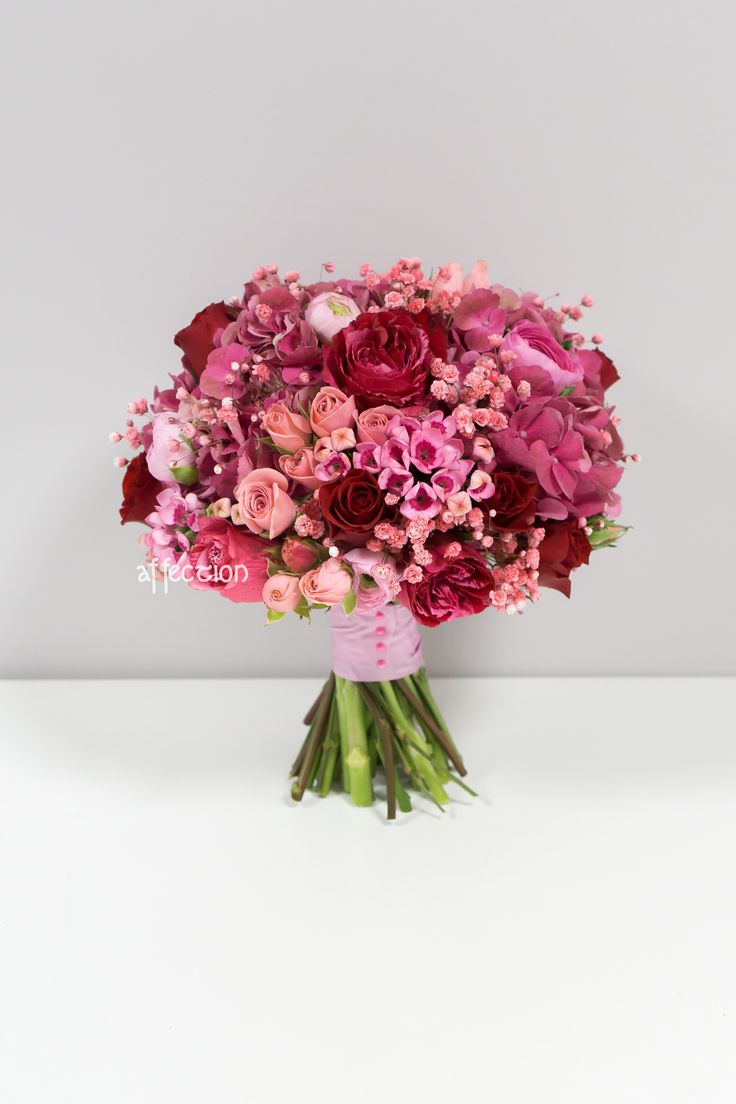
<box><xmin>290</xmin><ymin>669</ymin><xmax>474</xmax><ymax>818</ymax></box>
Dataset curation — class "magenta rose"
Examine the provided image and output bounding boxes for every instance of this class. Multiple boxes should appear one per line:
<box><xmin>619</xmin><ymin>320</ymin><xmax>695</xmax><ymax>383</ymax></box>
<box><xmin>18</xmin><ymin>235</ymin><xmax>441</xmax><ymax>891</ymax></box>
<box><xmin>400</xmin><ymin>543</ymin><xmax>494</xmax><ymax>627</ymax></box>
<box><xmin>323</xmin><ymin>309</ymin><xmax>446</xmax><ymax>408</ymax></box>
<box><xmin>188</xmin><ymin>517</ymin><xmax>269</xmax><ymax>603</ymax></box>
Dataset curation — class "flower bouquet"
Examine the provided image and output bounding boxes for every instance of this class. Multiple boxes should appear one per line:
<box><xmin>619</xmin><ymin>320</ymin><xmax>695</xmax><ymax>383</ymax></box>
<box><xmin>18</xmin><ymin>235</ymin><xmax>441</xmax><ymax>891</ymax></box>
<box><xmin>114</xmin><ymin>258</ymin><xmax>633</xmax><ymax>817</ymax></box>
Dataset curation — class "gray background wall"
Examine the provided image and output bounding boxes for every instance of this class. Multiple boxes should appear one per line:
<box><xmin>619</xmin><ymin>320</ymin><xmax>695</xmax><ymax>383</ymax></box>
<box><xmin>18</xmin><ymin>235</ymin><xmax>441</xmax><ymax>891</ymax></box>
<box><xmin>2</xmin><ymin>0</ymin><xmax>734</xmax><ymax>677</ymax></box>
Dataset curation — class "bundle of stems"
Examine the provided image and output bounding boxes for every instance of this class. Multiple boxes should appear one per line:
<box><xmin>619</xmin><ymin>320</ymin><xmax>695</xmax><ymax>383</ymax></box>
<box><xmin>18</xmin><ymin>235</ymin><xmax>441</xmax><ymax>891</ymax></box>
<box><xmin>290</xmin><ymin>668</ymin><xmax>474</xmax><ymax>818</ymax></box>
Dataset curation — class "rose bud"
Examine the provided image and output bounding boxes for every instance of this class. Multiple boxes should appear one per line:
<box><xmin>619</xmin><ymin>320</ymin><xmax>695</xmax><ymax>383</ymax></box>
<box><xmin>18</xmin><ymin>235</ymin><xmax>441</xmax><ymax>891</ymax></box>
<box><xmin>282</xmin><ymin>538</ymin><xmax>319</xmax><ymax>573</ymax></box>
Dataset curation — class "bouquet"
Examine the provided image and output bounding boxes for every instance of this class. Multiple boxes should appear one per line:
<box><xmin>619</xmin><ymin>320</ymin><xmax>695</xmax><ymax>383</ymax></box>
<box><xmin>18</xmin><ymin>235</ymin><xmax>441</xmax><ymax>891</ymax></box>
<box><xmin>113</xmin><ymin>258</ymin><xmax>634</xmax><ymax>817</ymax></box>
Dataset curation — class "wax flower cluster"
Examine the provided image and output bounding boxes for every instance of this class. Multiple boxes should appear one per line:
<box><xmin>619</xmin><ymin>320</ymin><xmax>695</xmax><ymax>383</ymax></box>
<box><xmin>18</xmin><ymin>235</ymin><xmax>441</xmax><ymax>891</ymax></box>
<box><xmin>114</xmin><ymin>259</ymin><xmax>634</xmax><ymax>626</ymax></box>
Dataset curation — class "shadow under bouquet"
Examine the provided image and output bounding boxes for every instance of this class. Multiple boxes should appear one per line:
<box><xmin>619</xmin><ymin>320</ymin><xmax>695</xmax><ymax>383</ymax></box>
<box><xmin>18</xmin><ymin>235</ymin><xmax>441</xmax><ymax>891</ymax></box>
<box><xmin>114</xmin><ymin>258</ymin><xmax>633</xmax><ymax>817</ymax></box>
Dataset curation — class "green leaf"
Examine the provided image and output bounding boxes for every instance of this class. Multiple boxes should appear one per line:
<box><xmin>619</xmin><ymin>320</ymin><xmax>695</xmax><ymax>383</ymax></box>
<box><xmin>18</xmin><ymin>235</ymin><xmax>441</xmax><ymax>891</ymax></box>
<box><xmin>342</xmin><ymin>588</ymin><xmax>357</xmax><ymax>616</ymax></box>
<box><xmin>559</xmin><ymin>385</ymin><xmax>576</xmax><ymax>397</ymax></box>
<box><xmin>266</xmin><ymin>609</ymin><xmax>285</xmax><ymax>623</ymax></box>
<box><xmin>561</xmin><ymin>339</ymin><xmax>573</xmax><ymax>351</ymax></box>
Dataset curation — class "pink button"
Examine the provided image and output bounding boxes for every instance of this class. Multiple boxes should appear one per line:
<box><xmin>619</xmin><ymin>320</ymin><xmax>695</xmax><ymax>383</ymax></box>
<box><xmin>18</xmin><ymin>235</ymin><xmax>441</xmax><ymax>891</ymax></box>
<box><xmin>376</xmin><ymin>659</ymin><xmax>386</xmax><ymax>669</ymax></box>
<box><xmin>375</xmin><ymin>642</ymin><xmax>385</xmax><ymax>652</ymax></box>
<box><xmin>375</xmin><ymin>611</ymin><xmax>384</xmax><ymax>619</ymax></box>
<box><xmin>375</xmin><ymin>626</ymin><xmax>386</xmax><ymax>637</ymax></box>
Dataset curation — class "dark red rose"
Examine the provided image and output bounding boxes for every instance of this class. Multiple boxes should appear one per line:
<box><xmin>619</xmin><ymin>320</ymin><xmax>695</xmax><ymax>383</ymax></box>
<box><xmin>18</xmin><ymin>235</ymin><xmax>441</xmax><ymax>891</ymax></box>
<box><xmin>537</xmin><ymin>519</ymin><xmax>591</xmax><ymax>597</ymax></box>
<box><xmin>319</xmin><ymin>470</ymin><xmax>393</xmax><ymax>535</ymax></box>
<box><xmin>119</xmin><ymin>453</ymin><xmax>162</xmax><ymax>525</ymax></box>
<box><xmin>400</xmin><ymin>543</ymin><xmax>494</xmax><ymax>628</ymax></box>
<box><xmin>174</xmin><ymin>301</ymin><xmax>231</xmax><ymax>380</ymax></box>
<box><xmin>489</xmin><ymin>470</ymin><xmax>538</xmax><ymax>530</ymax></box>
<box><xmin>322</xmin><ymin>308</ymin><xmax>446</xmax><ymax>407</ymax></box>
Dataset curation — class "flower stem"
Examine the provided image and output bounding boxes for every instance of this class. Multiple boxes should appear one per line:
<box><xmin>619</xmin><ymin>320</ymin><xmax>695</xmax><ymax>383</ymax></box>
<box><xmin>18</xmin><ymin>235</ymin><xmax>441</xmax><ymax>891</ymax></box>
<box><xmin>335</xmin><ymin>676</ymin><xmax>373</xmax><ymax>806</ymax></box>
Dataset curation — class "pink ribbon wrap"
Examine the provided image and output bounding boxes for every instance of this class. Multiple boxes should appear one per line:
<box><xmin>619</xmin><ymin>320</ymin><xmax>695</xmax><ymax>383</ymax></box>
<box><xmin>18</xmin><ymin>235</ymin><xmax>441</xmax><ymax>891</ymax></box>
<box><xmin>329</xmin><ymin>603</ymin><xmax>424</xmax><ymax>682</ymax></box>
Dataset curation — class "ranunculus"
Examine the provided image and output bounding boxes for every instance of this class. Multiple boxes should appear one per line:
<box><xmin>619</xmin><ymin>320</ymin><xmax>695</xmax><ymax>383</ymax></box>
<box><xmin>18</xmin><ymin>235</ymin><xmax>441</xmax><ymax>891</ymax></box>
<box><xmin>119</xmin><ymin>453</ymin><xmax>163</xmax><ymax>525</ymax></box>
<box><xmin>309</xmin><ymin>386</ymin><xmax>357</xmax><ymax>436</ymax></box>
<box><xmin>282</xmin><ymin>538</ymin><xmax>319</xmax><ymax>573</ymax></box>
<box><xmin>356</xmin><ymin>405</ymin><xmax>399</xmax><ymax>446</ymax></box>
<box><xmin>537</xmin><ymin>519</ymin><xmax>591</xmax><ymax>597</ymax></box>
<box><xmin>323</xmin><ymin>309</ymin><xmax>446</xmax><ymax>407</ymax></box>
<box><xmin>305</xmin><ymin>290</ymin><xmax>361</xmax><ymax>341</ymax></box>
<box><xmin>489</xmin><ymin>471</ymin><xmax>538</xmax><ymax>530</ymax></box>
<box><xmin>299</xmin><ymin>559</ymin><xmax>352</xmax><ymax>605</ymax></box>
<box><xmin>233</xmin><ymin>468</ymin><xmax>296</xmax><ymax>538</ymax></box>
<box><xmin>262</xmin><ymin>402</ymin><xmax>312</xmax><ymax>453</ymax></box>
<box><xmin>188</xmin><ymin>517</ymin><xmax>268</xmax><ymax>603</ymax></box>
<box><xmin>319</xmin><ymin>469</ymin><xmax>393</xmax><ymax>535</ymax></box>
<box><xmin>278</xmin><ymin>447</ymin><xmax>321</xmax><ymax>490</ymax></box>
<box><xmin>174</xmin><ymin>301</ymin><xmax>231</xmax><ymax>380</ymax></box>
<box><xmin>147</xmin><ymin>413</ymin><xmax>197</xmax><ymax>485</ymax></box>
<box><xmin>400</xmin><ymin>543</ymin><xmax>494</xmax><ymax>627</ymax></box>
<box><xmin>502</xmin><ymin>322</ymin><xmax>583</xmax><ymax>392</ymax></box>
<box><xmin>263</xmin><ymin>573</ymin><xmax>302</xmax><ymax>612</ymax></box>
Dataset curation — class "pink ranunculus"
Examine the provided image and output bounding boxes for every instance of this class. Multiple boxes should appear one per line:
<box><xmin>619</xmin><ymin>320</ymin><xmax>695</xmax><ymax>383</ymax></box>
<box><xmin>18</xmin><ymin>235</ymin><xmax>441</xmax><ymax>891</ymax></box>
<box><xmin>356</xmin><ymin>405</ymin><xmax>399</xmax><ymax>446</ymax></box>
<box><xmin>502</xmin><ymin>321</ymin><xmax>583</xmax><ymax>392</ymax></box>
<box><xmin>147</xmin><ymin>413</ymin><xmax>196</xmax><ymax>484</ymax></box>
<box><xmin>282</xmin><ymin>538</ymin><xmax>319</xmax><ymax>573</ymax></box>
<box><xmin>263</xmin><ymin>573</ymin><xmax>302</xmax><ymax>612</ymax></box>
<box><xmin>278</xmin><ymin>447</ymin><xmax>321</xmax><ymax>490</ymax></box>
<box><xmin>305</xmin><ymin>291</ymin><xmax>361</xmax><ymax>341</ymax></box>
<box><xmin>262</xmin><ymin>402</ymin><xmax>312</xmax><ymax>453</ymax></box>
<box><xmin>299</xmin><ymin>558</ymin><xmax>352</xmax><ymax>606</ymax></box>
<box><xmin>233</xmin><ymin>468</ymin><xmax>296</xmax><ymax>538</ymax></box>
<box><xmin>310</xmin><ymin>386</ymin><xmax>357</xmax><ymax>436</ymax></box>
<box><xmin>188</xmin><ymin>516</ymin><xmax>269</xmax><ymax>603</ymax></box>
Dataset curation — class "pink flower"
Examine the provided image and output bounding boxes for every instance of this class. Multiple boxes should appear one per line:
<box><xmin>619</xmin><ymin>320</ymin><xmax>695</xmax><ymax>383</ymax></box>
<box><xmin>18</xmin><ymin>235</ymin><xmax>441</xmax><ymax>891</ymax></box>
<box><xmin>263</xmin><ymin>573</ymin><xmax>302</xmax><ymax>612</ymax></box>
<box><xmin>188</xmin><ymin>517</ymin><xmax>269</xmax><ymax>603</ymax></box>
<box><xmin>282</xmin><ymin>538</ymin><xmax>319</xmax><ymax>573</ymax></box>
<box><xmin>278</xmin><ymin>447</ymin><xmax>321</xmax><ymax>490</ymax></box>
<box><xmin>146</xmin><ymin>413</ymin><xmax>196</xmax><ymax>484</ymax></box>
<box><xmin>356</xmin><ymin>405</ymin><xmax>399</xmax><ymax>446</ymax></box>
<box><xmin>502</xmin><ymin>321</ymin><xmax>583</xmax><ymax>392</ymax></box>
<box><xmin>299</xmin><ymin>559</ymin><xmax>352</xmax><ymax>605</ymax></box>
<box><xmin>428</xmin><ymin>260</ymin><xmax>490</xmax><ymax>303</ymax></box>
<box><xmin>262</xmin><ymin>402</ymin><xmax>312</xmax><ymax>453</ymax></box>
<box><xmin>199</xmin><ymin>344</ymin><xmax>248</xmax><ymax>400</ymax></box>
<box><xmin>309</xmin><ymin>386</ymin><xmax>357</xmax><ymax>436</ymax></box>
<box><xmin>453</xmin><ymin>289</ymin><xmax>508</xmax><ymax>352</ymax></box>
<box><xmin>305</xmin><ymin>291</ymin><xmax>361</xmax><ymax>340</ymax></box>
<box><xmin>343</xmin><ymin>547</ymin><xmax>399</xmax><ymax>612</ymax></box>
<box><xmin>233</xmin><ymin>468</ymin><xmax>296</xmax><ymax>538</ymax></box>
<box><xmin>468</xmin><ymin>469</ymin><xmax>495</xmax><ymax>500</ymax></box>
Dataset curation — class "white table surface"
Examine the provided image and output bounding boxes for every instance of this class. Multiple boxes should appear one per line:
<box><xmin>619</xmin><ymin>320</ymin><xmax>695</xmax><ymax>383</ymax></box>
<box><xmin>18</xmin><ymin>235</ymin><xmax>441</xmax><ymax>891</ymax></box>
<box><xmin>1</xmin><ymin>677</ymin><xmax>734</xmax><ymax>1103</ymax></box>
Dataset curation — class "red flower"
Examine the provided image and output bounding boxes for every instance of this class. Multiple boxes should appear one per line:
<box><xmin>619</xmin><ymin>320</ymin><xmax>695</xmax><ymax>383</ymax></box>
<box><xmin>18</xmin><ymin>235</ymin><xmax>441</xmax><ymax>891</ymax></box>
<box><xmin>400</xmin><ymin>543</ymin><xmax>494</xmax><ymax>627</ymax></box>
<box><xmin>319</xmin><ymin>469</ymin><xmax>393</xmax><ymax>535</ymax></box>
<box><xmin>323</xmin><ymin>309</ymin><xmax>446</xmax><ymax>408</ymax></box>
<box><xmin>174</xmin><ymin>302</ymin><xmax>231</xmax><ymax>380</ymax></box>
<box><xmin>119</xmin><ymin>453</ymin><xmax>162</xmax><ymax>525</ymax></box>
<box><xmin>537</xmin><ymin>519</ymin><xmax>591</xmax><ymax>597</ymax></box>
<box><xmin>489</xmin><ymin>470</ymin><xmax>538</xmax><ymax>530</ymax></box>
<box><xmin>188</xmin><ymin>517</ymin><xmax>269</xmax><ymax>603</ymax></box>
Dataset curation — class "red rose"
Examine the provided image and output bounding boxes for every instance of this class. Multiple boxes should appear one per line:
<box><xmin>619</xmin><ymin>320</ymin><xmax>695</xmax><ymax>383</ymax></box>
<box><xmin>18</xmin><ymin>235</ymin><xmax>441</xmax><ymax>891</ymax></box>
<box><xmin>174</xmin><ymin>301</ymin><xmax>231</xmax><ymax>380</ymax></box>
<box><xmin>489</xmin><ymin>470</ymin><xmax>538</xmax><ymax>530</ymax></box>
<box><xmin>319</xmin><ymin>469</ymin><xmax>393</xmax><ymax>535</ymax></box>
<box><xmin>400</xmin><ymin>543</ymin><xmax>494</xmax><ymax>628</ymax></box>
<box><xmin>537</xmin><ymin>519</ymin><xmax>591</xmax><ymax>597</ymax></box>
<box><xmin>323</xmin><ymin>308</ymin><xmax>446</xmax><ymax>407</ymax></box>
<box><xmin>119</xmin><ymin>453</ymin><xmax>163</xmax><ymax>525</ymax></box>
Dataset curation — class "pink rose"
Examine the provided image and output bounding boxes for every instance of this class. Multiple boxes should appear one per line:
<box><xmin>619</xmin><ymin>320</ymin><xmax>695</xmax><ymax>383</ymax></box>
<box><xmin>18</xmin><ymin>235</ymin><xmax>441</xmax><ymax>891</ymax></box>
<box><xmin>309</xmin><ymin>386</ymin><xmax>357</xmax><ymax>436</ymax></box>
<box><xmin>263</xmin><ymin>573</ymin><xmax>301</xmax><ymax>612</ymax></box>
<box><xmin>282</xmin><ymin>538</ymin><xmax>319</xmax><ymax>573</ymax></box>
<box><xmin>262</xmin><ymin>402</ymin><xmax>312</xmax><ymax>453</ymax></box>
<box><xmin>234</xmin><ymin>468</ymin><xmax>296</xmax><ymax>538</ymax></box>
<box><xmin>298</xmin><ymin>558</ymin><xmax>352</xmax><ymax>605</ymax></box>
<box><xmin>305</xmin><ymin>291</ymin><xmax>361</xmax><ymax>341</ymax></box>
<box><xmin>188</xmin><ymin>517</ymin><xmax>268</xmax><ymax>603</ymax></box>
<box><xmin>356</xmin><ymin>405</ymin><xmax>399</xmax><ymax>446</ymax></box>
<box><xmin>278</xmin><ymin>447</ymin><xmax>321</xmax><ymax>490</ymax></box>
